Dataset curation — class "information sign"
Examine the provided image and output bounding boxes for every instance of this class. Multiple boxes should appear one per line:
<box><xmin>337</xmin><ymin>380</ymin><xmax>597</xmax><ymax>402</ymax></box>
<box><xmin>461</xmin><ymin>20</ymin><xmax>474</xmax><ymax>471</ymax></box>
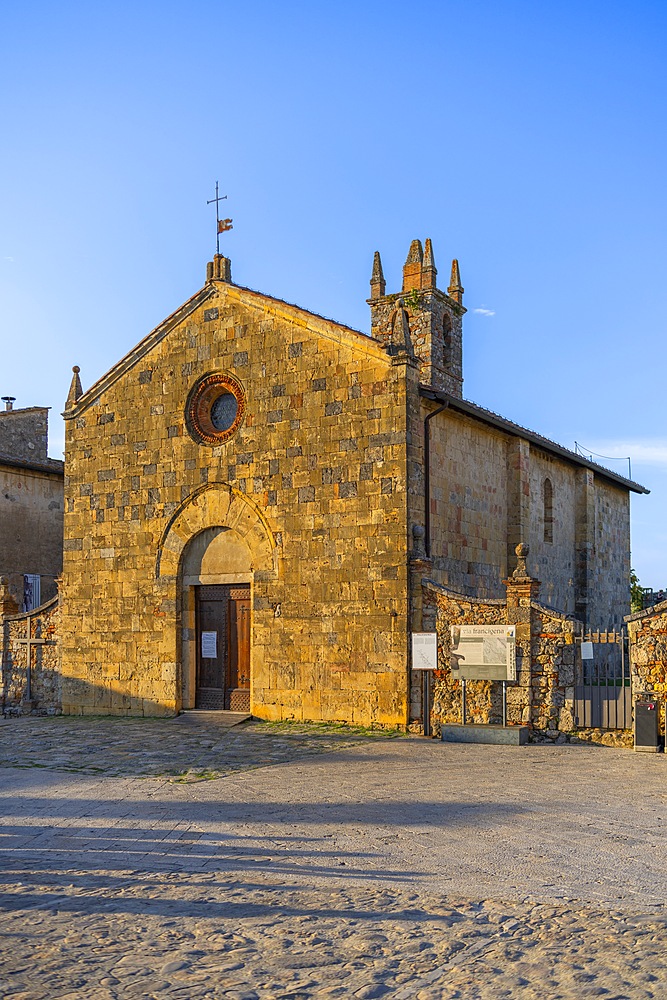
<box><xmin>581</xmin><ymin>641</ymin><xmax>594</xmax><ymax>661</ymax></box>
<box><xmin>450</xmin><ymin>625</ymin><xmax>516</xmax><ymax>681</ymax></box>
<box><xmin>201</xmin><ymin>631</ymin><xmax>218</xmax><ymax>658</ymax></box>
<box><xmin>411</xmin><ymin>632</ymin><xmax>438</xmax><ymax>671</ymax></box>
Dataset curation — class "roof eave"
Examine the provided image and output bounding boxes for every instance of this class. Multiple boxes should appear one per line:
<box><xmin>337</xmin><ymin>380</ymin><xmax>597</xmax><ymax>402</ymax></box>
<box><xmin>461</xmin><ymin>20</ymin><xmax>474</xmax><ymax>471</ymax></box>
<box><xmin>0</xmin><ymin>454</ymin><xmax>64</xmax><ymax>476</ymax></box>
<box><xmin>420</xmin><ymin>387</ymin><xmax>649</xmax><ymax>495</ymax></box>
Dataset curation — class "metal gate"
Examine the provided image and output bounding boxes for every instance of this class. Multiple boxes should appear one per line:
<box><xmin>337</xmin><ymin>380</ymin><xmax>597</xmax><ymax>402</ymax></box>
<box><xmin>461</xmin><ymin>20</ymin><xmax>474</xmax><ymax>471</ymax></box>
<box><xmin>573</xmin><ymin>628</ymin><xmax>631</xmax><ymax>730</ymax></box>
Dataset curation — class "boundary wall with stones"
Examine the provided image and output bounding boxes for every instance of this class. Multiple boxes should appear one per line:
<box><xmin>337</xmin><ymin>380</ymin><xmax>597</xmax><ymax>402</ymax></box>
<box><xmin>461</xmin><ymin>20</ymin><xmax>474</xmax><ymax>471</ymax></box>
<box><xmin>626</xmin><ymin>600</ymin><xmax>667</xmax><ymax>735</ymax></box>
<box><xmin>419</xmin><ymin>557</ymin><xmax>582</xmax><ymax>739</ymax></box>
<box><xmin>1</xmin><ymin>581</ymin><xmax>61</xmax><ymax>715</ymax></box>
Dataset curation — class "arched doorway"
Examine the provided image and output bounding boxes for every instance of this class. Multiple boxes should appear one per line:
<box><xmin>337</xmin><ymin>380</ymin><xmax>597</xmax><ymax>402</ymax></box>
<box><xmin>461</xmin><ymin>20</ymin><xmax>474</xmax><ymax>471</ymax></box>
<box><xmin>155</xmin><ymin>483</ymin><xmax>279</xmax><ymax>714</ymax></box>
<box><xmin>180</xmin><ymin>527</ymin><xmax>252</xmax><ymax>711</ymax></box>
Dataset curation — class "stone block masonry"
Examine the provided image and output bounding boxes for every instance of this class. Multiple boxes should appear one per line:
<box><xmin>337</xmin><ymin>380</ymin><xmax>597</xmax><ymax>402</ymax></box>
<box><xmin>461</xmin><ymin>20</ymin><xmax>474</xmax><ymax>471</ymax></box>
<box><xmin>60</xmin><ymin>267</ymin><xmax>416</xmax><ymax>724</ymax></box>
<box><xmin>420</xmin><ymin>555</ymin><xmax>582</xmax><ymax>737</ymax></box>
<box><xmin>56</xmin><ymin>241</ymin><xmax>645</xmax><ymax>727</ymax></box>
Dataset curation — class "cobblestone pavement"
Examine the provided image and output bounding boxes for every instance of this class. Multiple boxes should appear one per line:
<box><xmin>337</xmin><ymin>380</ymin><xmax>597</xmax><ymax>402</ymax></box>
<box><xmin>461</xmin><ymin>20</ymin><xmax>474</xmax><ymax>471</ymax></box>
<box><xmin>1</xmin><ymin>716</ymin><xmax>666</xmax><ymax>998</ymax></box>
<box><xmin>0</xmin><ymin>714</ymin><xmax>402</xmax><ymax>780</ymax></box>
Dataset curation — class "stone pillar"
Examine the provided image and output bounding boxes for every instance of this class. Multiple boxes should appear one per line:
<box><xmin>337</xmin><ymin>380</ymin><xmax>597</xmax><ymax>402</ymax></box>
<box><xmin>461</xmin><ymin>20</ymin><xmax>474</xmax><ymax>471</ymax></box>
<box><xmin>0</xmin><ymin>577</ymin><xmax>19</xmax><ymax>617</ymax></box>
<box><xmin>503</xmin><ymin>543</ymin><xmax>541</xmax><ymax>726</ymax></box>
<box><xmin>575</xmin><ymin>468</ymin><xmax>595</xmax><ymax>624</ymax></box>
<box><xmin>389</xmin><ymin>350</ymin><xmax>422</xmax><ymax>728</ymax></box>
<box><xmin>409</xmin><ymin>528</ymin><xmax>432</xmax><ymax>631</ymax></box>
<box><xmin>506</xmin><ymin>438</ymin><xmax>530</xmax><ymax>580</ymax></box>
<box><xmin>409</xmin><ymin>527</ymin><xmax>433</xmax><ymax>730</ymax></box>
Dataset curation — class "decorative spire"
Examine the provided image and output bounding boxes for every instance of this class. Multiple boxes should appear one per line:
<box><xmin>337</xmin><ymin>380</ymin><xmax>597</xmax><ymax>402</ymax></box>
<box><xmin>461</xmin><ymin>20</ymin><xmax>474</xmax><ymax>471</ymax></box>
<box><xmin>390</xmin><ymin>297</ymin><xmax>414</xmax><ymax>356</ymax></box>
<box><xmin>447</xmin><ymin>259</ymin><xmax>464</xmax><ymax>304</ymax></box>
<box><xmin>512</xmin><ymin>542</ymin><xmax>531</xmax><ymax>579</ymax></box>
<box><xmin>421</xmin><ymin>238</ymin><xmax>437</xmax><ymax>290</ymax></box>
<box><xmin>402</xmin><ymin>239</ymin><xmax>424</xmax><ymax>292</ymax></box>
<box><xmin>369</xmin><ymin>251</ymin><xmax>386</xmax><ymax>299</ymax></box>
<box><xmin>405</xmin><ymin>239</ymin><xmax>424</xmax><ymax>265</ymax></box>
<box><xmin>66</xmin><ymin>366</ymin><xmax>82</xmax><ymax>409</ymax></box>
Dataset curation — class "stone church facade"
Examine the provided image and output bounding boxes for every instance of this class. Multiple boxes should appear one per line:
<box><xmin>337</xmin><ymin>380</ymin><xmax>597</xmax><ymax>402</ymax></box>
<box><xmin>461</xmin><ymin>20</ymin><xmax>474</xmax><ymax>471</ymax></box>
<box><xmin>60</xmin><ymin>241</ymin><xmax>645</xmax><ymax>723</ymax></box>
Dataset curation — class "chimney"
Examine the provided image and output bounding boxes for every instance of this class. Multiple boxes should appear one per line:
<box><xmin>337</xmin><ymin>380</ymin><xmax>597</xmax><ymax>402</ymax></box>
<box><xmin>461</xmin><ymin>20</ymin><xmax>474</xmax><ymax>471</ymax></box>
<box><xmin>208</xmin><ymin>254</ymin><xmax>232</xmax><ymax>283</ymax></box>
<box><xmin>1</xmin><ymin>397</ymin><xmax>15</xmax><ymax>411</ymax></box>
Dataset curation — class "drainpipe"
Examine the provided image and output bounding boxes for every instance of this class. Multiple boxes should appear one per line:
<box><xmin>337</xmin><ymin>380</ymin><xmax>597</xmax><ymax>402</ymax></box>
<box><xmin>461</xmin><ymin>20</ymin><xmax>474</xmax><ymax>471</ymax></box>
<box><xmin>424</xmin><ymin>402</ymin><xmax>449</xmax><ymax>559</ymax></box>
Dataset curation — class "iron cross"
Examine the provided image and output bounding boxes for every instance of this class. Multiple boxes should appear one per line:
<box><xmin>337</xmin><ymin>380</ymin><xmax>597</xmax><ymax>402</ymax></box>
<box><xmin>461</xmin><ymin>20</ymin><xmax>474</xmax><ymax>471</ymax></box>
<box><xmin>207</xmin><ymin>181</ymin><xmax>233</xmax><ymax>255</ymax></box>
<box><xmin>16</xmin><ymin>614</ymin><xmax>56</xmax><ymax>702</ymax></box>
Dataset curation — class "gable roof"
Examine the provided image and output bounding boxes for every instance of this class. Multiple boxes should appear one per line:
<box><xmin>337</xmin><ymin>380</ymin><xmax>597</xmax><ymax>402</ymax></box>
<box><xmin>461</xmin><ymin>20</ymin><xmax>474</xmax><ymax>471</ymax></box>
<box><xmin>421</xmin><ymin>387</ymin><xmax>649</xmax><ymax>495</ymax></box>
<box><xmin>64</xmin><ymin>280</ymin><xmax>387</xmax><ymax>419</ymax></box>
<box><xmin>0</xmin><ymin>453</ymin><xmax>64</xmax><ymax>477</ymax></box>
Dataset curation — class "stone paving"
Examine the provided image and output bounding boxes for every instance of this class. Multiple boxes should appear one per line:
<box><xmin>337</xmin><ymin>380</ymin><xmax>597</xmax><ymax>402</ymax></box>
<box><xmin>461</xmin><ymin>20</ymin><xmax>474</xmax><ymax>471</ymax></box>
<box><xmin>1</xmin><ymin>715</ymin><xmax>666</xmax><ymax>998</ymax></box>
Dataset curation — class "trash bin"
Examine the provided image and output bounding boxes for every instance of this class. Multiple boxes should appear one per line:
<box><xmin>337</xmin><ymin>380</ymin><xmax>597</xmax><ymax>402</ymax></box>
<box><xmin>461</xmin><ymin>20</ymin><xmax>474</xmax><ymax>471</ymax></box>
<box><xmin>634</xmin><ymin>700</ymin><xmax>661</xmax><ymax>752</ymax></box>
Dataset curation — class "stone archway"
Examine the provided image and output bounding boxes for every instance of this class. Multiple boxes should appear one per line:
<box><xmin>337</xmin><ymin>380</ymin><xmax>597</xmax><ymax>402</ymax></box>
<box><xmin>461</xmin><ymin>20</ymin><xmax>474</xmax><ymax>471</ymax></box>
<box><xmin>156</xmin><ymin>484</ymin><xmax>277</xmax><ymax>710</ymax></box>
<box><xmin>156</xmin><ymin>483</ymin><xmax>277</xmax><ymax>581</ymax></box>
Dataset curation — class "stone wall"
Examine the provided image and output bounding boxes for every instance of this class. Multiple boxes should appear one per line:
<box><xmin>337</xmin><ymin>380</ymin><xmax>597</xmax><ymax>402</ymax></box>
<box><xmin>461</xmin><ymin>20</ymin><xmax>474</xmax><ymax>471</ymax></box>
<box><xmin>423</xmin><ymin>406</ymin><xmax>632</xmax><ymax>627</ymax></box>
<box><xmin>0</xmin><ymin>406</ymin><xmax>49</xmax><ymax>462</ymax></box>
<box><xmin>590</xmin><ymin>481</ymin><xmax>631</xmax><ymax>627</ymax></box>
<box><xmin>61</xmin><ymin>266</ymin><xmax>414</xmax><ymax>724</ymax></box>
<box><xmin>1</xmin><ymin>590</ymin><xmax>61</xmax><ymax>715</ymax></box>
<box><xmin>427</xmin><ymin>411</ymin><xmax>508</xmax><ymax>599</ymax></box>
<box><xmin>528</xmin><ymin>449</ymin><xmax>577</xmax><ymax>615</ymax></box>
<box><xmin>419</xmin><ymin>561</ymin><xmax>582</xmax><ymax>737</ymax></box>
<box><xmin>626</xmin><ymin>601</ymin><xmax>667</xmax><ymax>731</ymax></box>
<box><xmin>0</xmin><ymin>461</ymin><xmax>64</xmax><ymax>610</ymax></box>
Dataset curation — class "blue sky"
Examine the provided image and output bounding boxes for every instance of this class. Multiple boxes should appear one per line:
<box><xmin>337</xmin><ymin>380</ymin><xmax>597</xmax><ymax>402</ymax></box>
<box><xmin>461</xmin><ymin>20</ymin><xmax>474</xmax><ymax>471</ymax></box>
<box><xmin>1</xmin><ymin>0</ymin><xmax>666</xmax><ymax>586</ymax></box>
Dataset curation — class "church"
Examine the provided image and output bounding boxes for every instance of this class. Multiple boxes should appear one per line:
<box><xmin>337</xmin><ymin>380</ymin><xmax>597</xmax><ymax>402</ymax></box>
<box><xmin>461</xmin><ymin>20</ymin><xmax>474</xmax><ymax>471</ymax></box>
<box><xmin>59</xmin><ymin>240</ymin><xmax>645</xmax><ymax>724</ymax></box>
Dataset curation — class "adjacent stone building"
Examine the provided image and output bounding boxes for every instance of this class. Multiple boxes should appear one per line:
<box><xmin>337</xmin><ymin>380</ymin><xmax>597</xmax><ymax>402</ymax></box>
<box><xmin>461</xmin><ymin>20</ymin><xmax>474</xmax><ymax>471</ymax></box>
<box><xmin>0</xmin><ymin>401</ymin><xmax>64</xmax><ymax>611</ymax></box>
<box><xmin>60</xmin><ymin>241</ymin><xmax>647</xmax><ymax>723</ymax></box>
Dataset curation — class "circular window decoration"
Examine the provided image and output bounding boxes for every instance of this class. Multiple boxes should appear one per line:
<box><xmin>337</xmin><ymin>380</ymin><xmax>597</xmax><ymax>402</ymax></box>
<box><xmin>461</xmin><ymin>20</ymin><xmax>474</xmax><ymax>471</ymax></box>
<box><xmin>186</xmin><ymin>371</ymin><xmax>246</xmax><ymax>445</ymax></box>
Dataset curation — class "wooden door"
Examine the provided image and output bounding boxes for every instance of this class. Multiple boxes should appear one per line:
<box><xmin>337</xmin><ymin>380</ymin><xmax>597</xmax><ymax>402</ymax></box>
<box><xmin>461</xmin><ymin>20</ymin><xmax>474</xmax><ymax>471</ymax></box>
<box><xmin>226</xmin><ymin>587</ymin><xmax>251</xmax><ymax>711</ymax></box>
<box><xmin>195</xmin><ymin>585</ymin><xmax>228</xmax><ymax>710</ymax></box>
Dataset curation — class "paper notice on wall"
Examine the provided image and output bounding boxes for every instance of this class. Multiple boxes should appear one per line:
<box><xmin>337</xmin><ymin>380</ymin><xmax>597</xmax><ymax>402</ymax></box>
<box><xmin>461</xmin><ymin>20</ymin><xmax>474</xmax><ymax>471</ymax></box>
<box><xmin>581</xmin><ymin>641</ymin><xmax>594</xmax><ymax>661</ymax></box>
<box><xmin>201</xmin><ymin>631</ymin><xmax>217</xmax><ymax>658</ymax></box>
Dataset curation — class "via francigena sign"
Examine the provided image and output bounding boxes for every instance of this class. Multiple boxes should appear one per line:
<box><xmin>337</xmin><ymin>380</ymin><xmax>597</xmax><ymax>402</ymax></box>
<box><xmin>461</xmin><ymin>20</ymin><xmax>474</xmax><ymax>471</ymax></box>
<box><xmin>450</xmin><ymin>625</ymin><xmax>516</xmax><ymax>682</ymax></box>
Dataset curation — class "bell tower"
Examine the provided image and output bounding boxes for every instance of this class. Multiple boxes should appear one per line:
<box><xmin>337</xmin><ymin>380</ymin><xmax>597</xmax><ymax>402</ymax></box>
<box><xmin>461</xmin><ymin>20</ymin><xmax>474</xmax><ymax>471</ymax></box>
<box><xmin>368</xmin><ymin>239</ymin><xmax>465</xmax><ymax>397</ymax></box>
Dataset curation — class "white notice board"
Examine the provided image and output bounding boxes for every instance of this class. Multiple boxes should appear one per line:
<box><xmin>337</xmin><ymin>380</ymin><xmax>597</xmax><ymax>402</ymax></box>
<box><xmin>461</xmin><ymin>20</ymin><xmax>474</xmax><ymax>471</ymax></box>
<box><xmin>201</xmin><ymin>631</ymin><xmax>218</xmax><ymax>658</ymax></box>
<box><xmin>411</xmin><ymin>632</ymin><xmax>438</xmax><ymax>671</ymax></box>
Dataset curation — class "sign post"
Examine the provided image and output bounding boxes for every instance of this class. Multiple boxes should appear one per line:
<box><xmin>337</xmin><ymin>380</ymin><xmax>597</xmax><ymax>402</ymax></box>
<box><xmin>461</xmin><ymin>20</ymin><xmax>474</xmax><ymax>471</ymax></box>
<box><xmin>411</xmin><ymin>632</ymin><xmax>438</xmax><ymax>737</ymax></box>
<box><xmin>450</xmin><ymin>625</ymin><xmax>516</xmax><ymax>728</ymax></box>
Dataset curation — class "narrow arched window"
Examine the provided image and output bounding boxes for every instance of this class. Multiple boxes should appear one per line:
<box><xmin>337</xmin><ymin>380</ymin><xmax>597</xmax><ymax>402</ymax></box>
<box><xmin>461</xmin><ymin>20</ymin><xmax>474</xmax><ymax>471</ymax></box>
<box><xmin>443</xmin><ymin>313</ymin><xmax>453</xmax><ymax>366</ymax></box>
<box><xmin>543</xmin><ymin>478</ymin><xmax>554</xmax><ymax>543</ymax></box>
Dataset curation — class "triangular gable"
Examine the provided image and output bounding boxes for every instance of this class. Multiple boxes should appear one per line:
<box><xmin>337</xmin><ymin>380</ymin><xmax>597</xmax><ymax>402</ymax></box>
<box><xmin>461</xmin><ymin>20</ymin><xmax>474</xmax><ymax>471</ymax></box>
<box><xmin>64</xmin><ymin>280</ymin><xmax>388</xmax><ymax>419</ymax></box>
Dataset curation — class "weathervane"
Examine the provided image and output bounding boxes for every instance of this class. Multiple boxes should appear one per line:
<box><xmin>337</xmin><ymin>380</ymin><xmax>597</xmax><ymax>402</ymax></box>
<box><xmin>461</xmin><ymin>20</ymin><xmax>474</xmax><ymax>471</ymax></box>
<box><xmin>207</xmin><ymin>181</ymin><xmax>233</xmax><ymax>255</ymax></box>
